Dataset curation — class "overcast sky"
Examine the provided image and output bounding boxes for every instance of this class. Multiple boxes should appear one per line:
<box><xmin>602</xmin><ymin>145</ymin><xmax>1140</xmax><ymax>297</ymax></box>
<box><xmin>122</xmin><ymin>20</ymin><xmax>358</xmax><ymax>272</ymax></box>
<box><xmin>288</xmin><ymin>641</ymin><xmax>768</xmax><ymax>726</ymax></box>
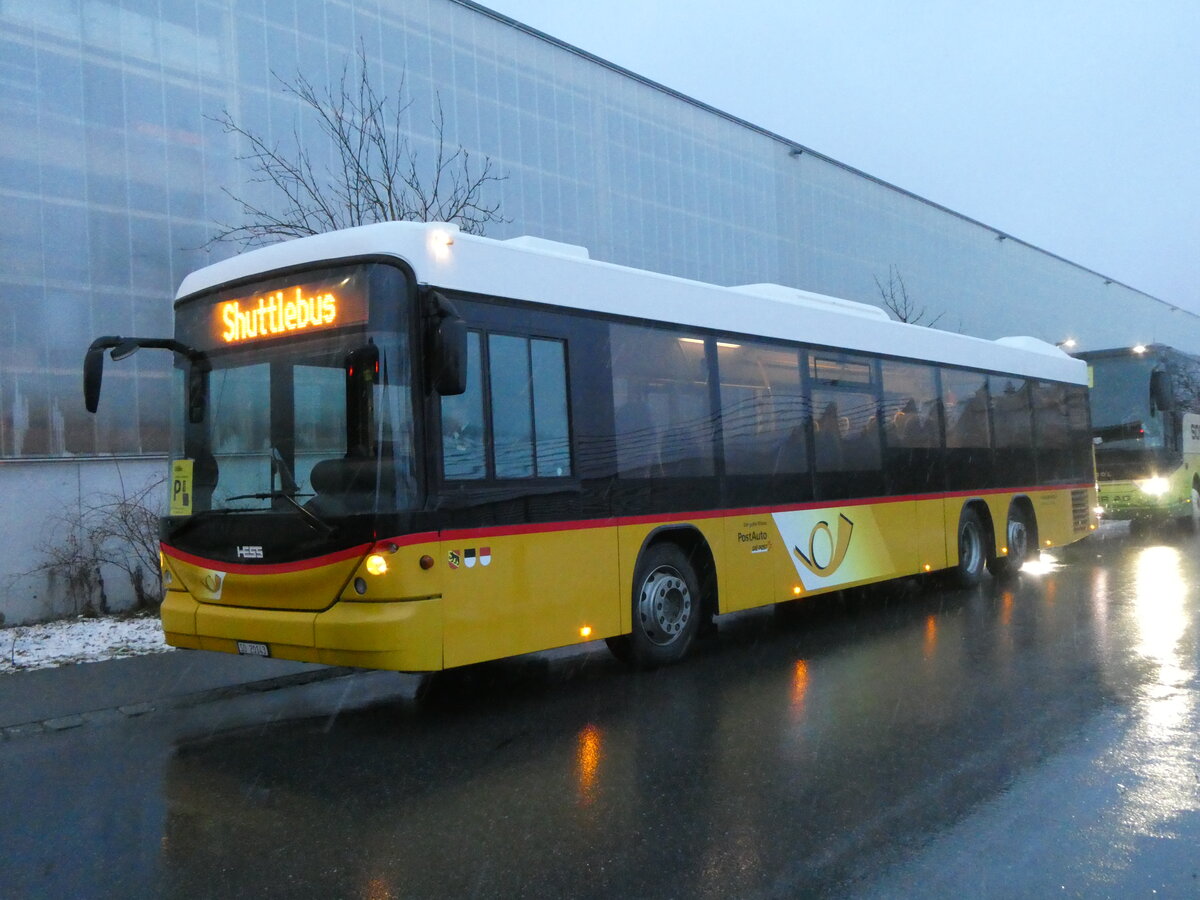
<box><xmin>477</xmin><ymin>0</ymin><xmax>1200</xmax><ymax>313</ymax></box>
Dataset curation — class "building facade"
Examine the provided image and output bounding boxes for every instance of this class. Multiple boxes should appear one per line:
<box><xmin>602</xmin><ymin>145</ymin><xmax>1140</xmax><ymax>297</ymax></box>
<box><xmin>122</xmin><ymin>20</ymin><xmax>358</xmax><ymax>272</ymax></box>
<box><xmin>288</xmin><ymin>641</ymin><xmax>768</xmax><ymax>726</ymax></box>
<box><xmin>0</xmin><ymin>0</ymin><xmax>1194</xmax><ymax>623</ymax></box>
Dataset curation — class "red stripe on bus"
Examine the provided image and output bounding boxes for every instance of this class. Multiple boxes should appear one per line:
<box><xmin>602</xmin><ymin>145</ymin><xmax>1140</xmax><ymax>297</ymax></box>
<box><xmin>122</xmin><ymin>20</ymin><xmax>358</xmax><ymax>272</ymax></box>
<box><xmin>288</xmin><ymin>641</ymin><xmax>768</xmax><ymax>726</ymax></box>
<box><xmin>435</xmin><ymin>483</ymin><xmax>1092</xmax><ymax>542</ymax></box>
<box><xmin>164</xmin><ymin>484</ymin><xmax>1089</xmax><ymax>573</ymax></box>
<box><xmin>161</xmin><ymin>531</ymin><xmax>442</xmax><ymax>575</ymax></box>
<box><xmin>161</xmin><ymin>542</ymin><xmax>370</xmax><ymax>575</ymax></box>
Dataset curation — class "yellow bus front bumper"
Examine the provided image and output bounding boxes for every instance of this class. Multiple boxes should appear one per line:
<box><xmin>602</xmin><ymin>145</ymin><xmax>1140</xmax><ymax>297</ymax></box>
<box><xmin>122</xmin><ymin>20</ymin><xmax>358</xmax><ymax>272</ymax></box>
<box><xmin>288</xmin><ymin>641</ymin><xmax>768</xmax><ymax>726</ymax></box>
<box><xmin>161</xmin><ymin>592</ymin><xmax>444</xmax><ymax>671</ymax></box>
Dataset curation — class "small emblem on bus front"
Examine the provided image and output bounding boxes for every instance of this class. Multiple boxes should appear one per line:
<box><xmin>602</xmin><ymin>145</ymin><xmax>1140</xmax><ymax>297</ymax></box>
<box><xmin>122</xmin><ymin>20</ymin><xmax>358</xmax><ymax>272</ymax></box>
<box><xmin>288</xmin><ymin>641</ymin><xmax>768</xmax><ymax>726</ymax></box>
<box><xmin>236</xmin><ymin>545</ymin><xmax>264</xmax><ymax>559</ymax></box>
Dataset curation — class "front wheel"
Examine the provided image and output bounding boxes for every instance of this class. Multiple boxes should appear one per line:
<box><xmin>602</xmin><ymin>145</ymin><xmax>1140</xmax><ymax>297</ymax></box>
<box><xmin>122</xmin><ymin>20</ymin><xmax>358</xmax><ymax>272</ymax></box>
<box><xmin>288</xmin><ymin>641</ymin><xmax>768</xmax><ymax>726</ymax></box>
<box><xmin>608</xmin><ymin>543</ymin><xmax>702</xmax><ymax>668</ymax></box>
<box><xmin>954</xmin><ymin>507</ymin><xmax>988</xmax><ymax>588</ymax></box>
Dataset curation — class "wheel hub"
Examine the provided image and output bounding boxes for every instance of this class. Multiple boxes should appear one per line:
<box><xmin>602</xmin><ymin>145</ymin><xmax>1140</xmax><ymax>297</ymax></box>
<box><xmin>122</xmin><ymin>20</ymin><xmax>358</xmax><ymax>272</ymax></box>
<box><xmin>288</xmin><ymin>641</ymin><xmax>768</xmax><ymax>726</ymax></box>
<box><xmin>638</xmin><ymin>567</ymin><xmax>692</xmax><ymax>646</ymax></box>
<box><xmin>960</xmin><ymin>523</ymin><xmax>983</xmax><ymax>572</ymax></box>
<box><xmin>1008</xmin><ymin>519</ymin><xmax>1028</xmax><ymax>562</ymax></box>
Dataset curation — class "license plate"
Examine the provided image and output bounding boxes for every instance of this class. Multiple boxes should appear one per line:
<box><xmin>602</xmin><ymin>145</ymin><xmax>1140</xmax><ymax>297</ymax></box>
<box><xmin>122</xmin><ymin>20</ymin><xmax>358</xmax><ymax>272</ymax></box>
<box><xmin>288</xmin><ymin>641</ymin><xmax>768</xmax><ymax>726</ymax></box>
<box><xmin>237</xmin><ymin>641</ymin><xmax>270</xmax><ymax>658</ymax></box>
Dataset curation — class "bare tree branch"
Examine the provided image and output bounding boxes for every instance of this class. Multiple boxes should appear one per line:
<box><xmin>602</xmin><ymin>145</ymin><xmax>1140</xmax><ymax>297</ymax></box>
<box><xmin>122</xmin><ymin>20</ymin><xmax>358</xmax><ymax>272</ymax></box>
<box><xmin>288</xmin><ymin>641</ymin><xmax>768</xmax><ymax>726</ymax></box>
<box><xmin>209</xmin><ymin>43</ymin><xmax>507</xmax><ymax>248</ymax></box>
<box><xmin>874</xmin><ymin>265</ymin><xmax>945</xmax><ymax>327</ymax></box>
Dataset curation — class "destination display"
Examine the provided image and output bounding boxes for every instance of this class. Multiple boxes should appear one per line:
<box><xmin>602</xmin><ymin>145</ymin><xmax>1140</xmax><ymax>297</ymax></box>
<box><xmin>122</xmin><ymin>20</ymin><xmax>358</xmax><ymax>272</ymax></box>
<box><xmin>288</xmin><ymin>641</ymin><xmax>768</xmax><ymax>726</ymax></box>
<box><xmin>205</xmin><ymin>268</ymin><xmax>370</xmax><ymax>347</ymax></box>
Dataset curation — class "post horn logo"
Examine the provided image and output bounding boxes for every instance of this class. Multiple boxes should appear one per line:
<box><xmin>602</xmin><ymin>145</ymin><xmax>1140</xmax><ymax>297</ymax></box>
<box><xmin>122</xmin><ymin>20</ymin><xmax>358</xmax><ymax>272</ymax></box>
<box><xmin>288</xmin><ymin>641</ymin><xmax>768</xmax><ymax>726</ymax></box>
<box><xmin>794</xmin><ymin>513</ymin><xmax>854</xmax><ymax>576</ymax></box>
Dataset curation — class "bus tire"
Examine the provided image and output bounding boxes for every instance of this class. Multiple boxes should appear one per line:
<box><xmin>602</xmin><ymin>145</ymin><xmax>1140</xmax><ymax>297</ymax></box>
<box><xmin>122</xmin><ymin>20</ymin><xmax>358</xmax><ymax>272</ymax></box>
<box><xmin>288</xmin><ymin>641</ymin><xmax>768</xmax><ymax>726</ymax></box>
<box><xmin>954</xmin><ymin>507</ymin><xmax>987</xmax><ymax>588</ymax></box>
<box><xmin>987</xmin><ymin>504</ymin><xmax>1034</xmax><ymax>580</ymax></box>
<box><xmin>619</xmin><ymin>542</ymin><xmax>702</xmax><ymax>668</ymax></box>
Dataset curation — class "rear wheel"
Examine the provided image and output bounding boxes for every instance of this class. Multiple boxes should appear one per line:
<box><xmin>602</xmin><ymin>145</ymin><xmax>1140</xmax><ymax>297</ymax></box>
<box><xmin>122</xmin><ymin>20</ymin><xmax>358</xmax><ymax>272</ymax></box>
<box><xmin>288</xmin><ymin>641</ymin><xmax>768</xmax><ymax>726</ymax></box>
<box><xmin>988</xmin><ymin>505</ymin><xmax>1035</xmax><ymax>580</ymax></box>
<box><xmin>954</xmin><ymin>507</ymin><xmax>987</xmax><ymax>588</ymax></box>
<box><xmin>608</xmin><ymin>543</ymin><xmax>702</xmax><ymax>668</ymax></box>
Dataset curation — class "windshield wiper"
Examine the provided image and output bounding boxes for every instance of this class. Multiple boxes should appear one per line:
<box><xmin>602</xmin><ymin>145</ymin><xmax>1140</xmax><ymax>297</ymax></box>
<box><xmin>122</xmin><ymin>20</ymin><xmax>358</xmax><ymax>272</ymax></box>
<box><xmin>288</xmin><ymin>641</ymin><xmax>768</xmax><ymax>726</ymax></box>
<box><xmin>271</xmin><ymin>447</ymin><xmax>300</xmax><ymax>494</ymax></box>
<box><xmin>224</xmin><ymin>488</ymin><xmax>332</xmax><ymax>535</ymax></box>
<box><xmin>168</xmin><ymin>448</ymin><xmax>333</xmax><ymax>541</ymax></box>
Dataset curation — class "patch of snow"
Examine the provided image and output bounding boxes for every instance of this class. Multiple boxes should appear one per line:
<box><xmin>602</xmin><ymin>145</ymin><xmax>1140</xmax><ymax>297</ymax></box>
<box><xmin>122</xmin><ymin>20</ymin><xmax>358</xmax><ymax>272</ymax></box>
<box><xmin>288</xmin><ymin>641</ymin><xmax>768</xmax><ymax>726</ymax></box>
<box><xmin>0</xmin><ymin>615</ymin><xmax>171</xmax><ymax>674</ymax></box>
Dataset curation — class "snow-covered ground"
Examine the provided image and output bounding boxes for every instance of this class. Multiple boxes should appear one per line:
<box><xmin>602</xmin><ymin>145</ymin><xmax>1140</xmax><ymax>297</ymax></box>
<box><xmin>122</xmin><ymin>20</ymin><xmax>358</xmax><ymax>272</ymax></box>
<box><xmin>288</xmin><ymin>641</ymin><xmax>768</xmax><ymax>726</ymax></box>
<box><xmin>0</xmin><ymin>614</ymin><xmax>171</xmax><ymax>674</ymax></box>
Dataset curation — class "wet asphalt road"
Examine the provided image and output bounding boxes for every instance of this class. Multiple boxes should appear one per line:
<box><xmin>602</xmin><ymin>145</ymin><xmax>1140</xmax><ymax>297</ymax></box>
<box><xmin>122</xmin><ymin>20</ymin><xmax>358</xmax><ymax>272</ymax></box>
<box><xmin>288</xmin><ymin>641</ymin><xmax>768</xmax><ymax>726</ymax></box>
<box><xmin>3</xmin><ymin>523</ymin><xmax>1199</xmax><ymax>899</ymax></box>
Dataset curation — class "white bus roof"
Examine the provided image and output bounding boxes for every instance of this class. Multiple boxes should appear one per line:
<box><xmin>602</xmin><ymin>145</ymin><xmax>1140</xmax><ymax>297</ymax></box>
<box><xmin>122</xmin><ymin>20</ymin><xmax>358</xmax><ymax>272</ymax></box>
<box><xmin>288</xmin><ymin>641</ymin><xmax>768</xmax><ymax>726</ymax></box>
<box><xmin>177</xmin><ymin>221</ymin><xmax>1085</xmax><ymax>384</ymax></box>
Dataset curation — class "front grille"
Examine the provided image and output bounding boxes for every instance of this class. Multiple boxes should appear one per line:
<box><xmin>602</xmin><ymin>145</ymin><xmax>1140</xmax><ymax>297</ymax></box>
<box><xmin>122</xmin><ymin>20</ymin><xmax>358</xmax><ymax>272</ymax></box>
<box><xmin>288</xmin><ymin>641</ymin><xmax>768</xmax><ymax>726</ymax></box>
<box><xmin>1071</xmin><ymin>489</ymin><xmax>1090</xmax><ymax>532</ymax></box>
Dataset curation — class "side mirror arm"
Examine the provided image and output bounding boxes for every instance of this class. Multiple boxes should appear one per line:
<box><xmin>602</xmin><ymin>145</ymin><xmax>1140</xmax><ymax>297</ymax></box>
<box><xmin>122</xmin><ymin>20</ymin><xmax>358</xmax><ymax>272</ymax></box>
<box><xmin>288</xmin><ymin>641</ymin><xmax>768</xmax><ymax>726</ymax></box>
<box><xmin>84</xmin><ymin>335</ymin><xmax>208</xmax><ymax>416</ymax></box>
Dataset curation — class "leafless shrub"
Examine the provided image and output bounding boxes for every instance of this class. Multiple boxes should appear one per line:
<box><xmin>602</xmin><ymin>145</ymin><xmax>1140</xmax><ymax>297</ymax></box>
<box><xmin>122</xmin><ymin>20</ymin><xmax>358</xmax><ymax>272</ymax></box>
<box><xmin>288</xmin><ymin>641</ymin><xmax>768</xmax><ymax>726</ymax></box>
<box><xmin>16</xmin><ymin>475</ymin><xmax>164</xmax><ymax>618</ymax></box>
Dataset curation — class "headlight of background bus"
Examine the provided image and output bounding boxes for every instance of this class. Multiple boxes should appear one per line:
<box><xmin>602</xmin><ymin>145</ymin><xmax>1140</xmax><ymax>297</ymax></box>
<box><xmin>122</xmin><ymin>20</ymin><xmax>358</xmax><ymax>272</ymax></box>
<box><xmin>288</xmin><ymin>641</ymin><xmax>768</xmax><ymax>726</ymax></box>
<box><xmin>1136</xmin><ymin>476</ymin><xmax>1170</xmax><ymax>496</ymax></box>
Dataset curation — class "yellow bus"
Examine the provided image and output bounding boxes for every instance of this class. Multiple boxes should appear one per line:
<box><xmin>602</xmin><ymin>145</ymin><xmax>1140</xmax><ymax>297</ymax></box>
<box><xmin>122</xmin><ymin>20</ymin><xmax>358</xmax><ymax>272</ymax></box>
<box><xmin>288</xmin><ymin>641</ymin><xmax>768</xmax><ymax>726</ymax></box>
<box><xmin>85</xmin><ymin>221</ymin><xmax>1096</xmax><ymax>670</ymax></box>
<box><xmin>1079</xmin><ymin>344</ymin><xmax>1200</xmax><ymax>533</ymax></box>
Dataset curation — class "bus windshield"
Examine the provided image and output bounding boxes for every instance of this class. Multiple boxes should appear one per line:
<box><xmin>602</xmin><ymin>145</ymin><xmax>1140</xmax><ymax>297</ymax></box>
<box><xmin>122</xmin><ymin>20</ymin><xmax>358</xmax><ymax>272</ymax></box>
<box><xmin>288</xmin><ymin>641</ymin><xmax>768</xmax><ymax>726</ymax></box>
<box><xmin>1088</xmin><ymin>355</ymin><xmax>1164</xmax><ymax>450</ymax></box>
<box><xmin>171</xmin><ymin>264</ymin><xmax>418</xmax><ymax>519</ymax></box>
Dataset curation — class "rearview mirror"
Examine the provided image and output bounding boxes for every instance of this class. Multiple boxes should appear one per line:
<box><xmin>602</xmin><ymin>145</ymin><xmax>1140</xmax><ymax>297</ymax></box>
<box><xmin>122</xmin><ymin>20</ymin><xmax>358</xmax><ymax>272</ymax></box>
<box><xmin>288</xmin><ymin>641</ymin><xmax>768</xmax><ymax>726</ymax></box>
<box><xmin>427</xmin><ymin>292</ymin><xmax>467</xmax><ymax>396</ymax></box>
<box><xmin>83</xmin><ymin>346</ymin><xmax>106</xmax><ymax>413</ymax></box>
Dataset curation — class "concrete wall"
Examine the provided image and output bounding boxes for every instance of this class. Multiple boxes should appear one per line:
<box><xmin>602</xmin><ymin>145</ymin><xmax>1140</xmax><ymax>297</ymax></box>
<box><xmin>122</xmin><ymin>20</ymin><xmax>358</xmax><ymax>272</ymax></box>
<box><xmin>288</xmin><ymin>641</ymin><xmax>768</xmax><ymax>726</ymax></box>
<box><xmin>0</xmin><ymin>457</ymin><xmax>165</xmax><ymax>626</ymax></box>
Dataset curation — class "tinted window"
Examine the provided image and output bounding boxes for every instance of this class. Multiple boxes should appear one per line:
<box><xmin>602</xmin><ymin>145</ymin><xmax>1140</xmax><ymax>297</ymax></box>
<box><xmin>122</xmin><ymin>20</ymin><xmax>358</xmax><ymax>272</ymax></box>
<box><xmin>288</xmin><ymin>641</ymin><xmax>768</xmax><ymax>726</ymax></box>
<box><xmin>992</xmin><ymin>376</ymin><xmax>1033</xmax><ymax>448</ymax></box>
<box><xmin>1066</xmin><ymin>385</ymin><xmax>1094</xmax><ymax>481</ymax></box>
<box><xmin>441</xmin><ymin>331</ymin><xmax>486</xmax><ymax>479</ymax></box>
<box><xmin>1033</xmin><ymin>380</ymin><xmax>1074</xmax><ymax>483</ymax></box>
<box><xmin>991</xmin><ymin>374</ymin><xmax>1035</xmax><ymax>486</ymax></box>
<box><xmin>611</xmin><ymin>325</ymin><xmax>713</xmax><ymax>478</ymax></box>
<box><xmin>718</xmin><ymin>342</ymin><xmax>806</xmax><ymax>476</ymax></box>
<box><xmin>442</xmin><ymin>332</ymin><xmax>572</xmax><ymax>481</ymax></box>
<box><xmin>489</xmin><ymin>334</ymin><xmax>536</xmax><ymax>478</ymax></box>
<box><xmin>881</xmin><ymin>360</ymin><xmax>942</xmax><ymax>493</ymax></box>
<box><xmin>943</xmin><ymin>369</ymin><xmax>990</xmax><ymax>450</ymax></box>
<box><xmin>531</xmin><ymin>339</ymin><xmax>572</xmax><ymax>477</ymax></box>
<box><xmin>1033</xmin><ymin>381</ymin><xmax>1069</xmax><ymax>446</ymax></box>
<box><xmin>943</xmin><ymin>368</ymin><xmax>991</xmax><ymax>489</ymax></box>
<box><xmin>810</xmin><ymin>353</ymin><xmax>882</xmax><ymax>499</ymax></box>
<box><xmin>881</xmin><ymin>361</ymin><xmax>941</xmax><ymax>449</ymax></box>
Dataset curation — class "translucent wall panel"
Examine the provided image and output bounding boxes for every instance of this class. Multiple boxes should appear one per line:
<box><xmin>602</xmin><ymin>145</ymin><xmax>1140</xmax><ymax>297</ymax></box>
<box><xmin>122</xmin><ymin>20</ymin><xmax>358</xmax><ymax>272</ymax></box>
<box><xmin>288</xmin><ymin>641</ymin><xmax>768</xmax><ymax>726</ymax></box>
<box><xmin>0</xmin><ymin>0</ymin><xmax>1194</xmax><ymax>459</ymax></box>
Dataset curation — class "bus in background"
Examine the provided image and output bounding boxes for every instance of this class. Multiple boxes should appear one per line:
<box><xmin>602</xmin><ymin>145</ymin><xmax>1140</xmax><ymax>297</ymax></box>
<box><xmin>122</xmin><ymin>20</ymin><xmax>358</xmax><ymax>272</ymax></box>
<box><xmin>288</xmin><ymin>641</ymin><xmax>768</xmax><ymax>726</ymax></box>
<box><xmin>1077</xmin><ymin>344</ymin><xmax>1200</xmax><ymax>533</ymax></box>
<box><xmin>84</xmin><ymin>221</ymin><xmax>1097</xmax><ymax>672</ymax></box>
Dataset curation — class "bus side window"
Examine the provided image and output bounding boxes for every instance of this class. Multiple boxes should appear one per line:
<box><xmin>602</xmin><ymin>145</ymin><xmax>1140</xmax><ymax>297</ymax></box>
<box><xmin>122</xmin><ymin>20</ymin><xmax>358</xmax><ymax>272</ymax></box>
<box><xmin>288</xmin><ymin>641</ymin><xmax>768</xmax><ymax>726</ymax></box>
<box><xmin>489</xmin><ymin>334</ymin><xmax>537</xmax><ymax>478</ymax></box>
<box><xmin>1066</xmin><ymin>385</ymin><xmax>1093</xmax><ymax>480</ymax></box>
<box><xmin>1032</xmin><ymin>380</ymin><xmax>1070</xmax><ymax>481</ymax></box>
<box><xmin>991</xmin><ymin>375</ymin><xmax>1034</xmax><ymax>487</ymax></box>
<box><xmin>489</xmin><ymin>334</ymin><xmax>573</xmax><ymax>479</ymax></box>
<box><xmin>442</xmin><ymin>331</ymin><xmax>573</xmax><ymax>481</ymax></box>
<box><xmin>881</xmin><ymin>360</ymin><xmax>941</xmax><ymax>493</ymax></box>
<box><xmin>441</xmin><ymin>331</ymin><xmax>486</xmax><ymax>479</ymax></box>
<box><xmin>716</xmin><ymin>341</ymin><xmax>807</xmax><ymax>477</ymax></box>
<box><xmin>530</xmin><ymin>339</ymin><xmax>571</xmax><ymax>477</ymax></box>
<box><xmin>943</xmin><ymin>368</ymin><xmax>992</xmax><ymax>490</ymax></box>
<box><xmin>610</xmin><ymin>324</ymin><xmax>714</xmax><ymax>478</ymax></box>
<box><xmin>808</xmin><ymin>353</ymin><xmax>882</xmax><ymax>499</ymax></box>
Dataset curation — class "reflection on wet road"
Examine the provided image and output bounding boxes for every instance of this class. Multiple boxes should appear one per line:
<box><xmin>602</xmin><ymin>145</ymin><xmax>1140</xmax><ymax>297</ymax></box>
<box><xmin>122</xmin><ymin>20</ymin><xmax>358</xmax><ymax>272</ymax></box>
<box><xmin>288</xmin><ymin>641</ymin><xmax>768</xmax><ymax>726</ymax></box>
<box><xmin>3</xmin><ymin>523</ymin><xmax>1198</xmax><ymax>898</ymax></box>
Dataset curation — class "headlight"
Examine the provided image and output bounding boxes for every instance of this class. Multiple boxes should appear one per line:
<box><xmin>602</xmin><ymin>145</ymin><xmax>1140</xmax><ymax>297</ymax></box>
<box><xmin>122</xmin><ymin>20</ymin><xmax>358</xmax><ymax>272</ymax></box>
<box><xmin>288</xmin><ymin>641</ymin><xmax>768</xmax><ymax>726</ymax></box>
<box><xmin>1136</xmin><ymin>476</ymin><xmax>1170</xmax><ymax>496</ymax></box>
